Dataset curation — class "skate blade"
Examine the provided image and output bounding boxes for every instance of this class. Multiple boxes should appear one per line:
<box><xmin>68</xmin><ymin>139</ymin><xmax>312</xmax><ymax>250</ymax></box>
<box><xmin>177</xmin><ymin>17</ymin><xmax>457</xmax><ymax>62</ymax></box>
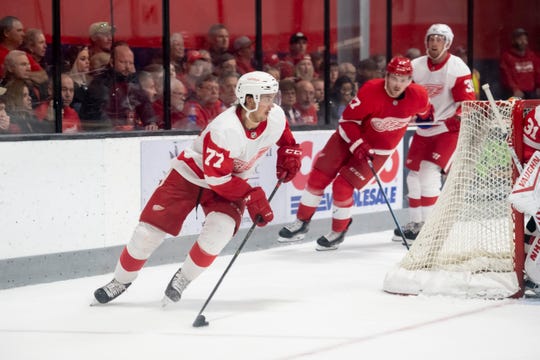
<box><xmin>161</xmin><ymin>295</ymin><xmax>176</xmax><ymax>308</ymax></box>
<box><xmin>315</xmin><ymin>244</ymin><xmax>339</xmax><ymax>251</ymax></box>
<box><xmin>277</xmin><ymin>234</ymin><xmax>306</xmax><ymax>243</ymax></box>
<box><xmin>89</xmin><ymin>297</ymin><xmax>103</xmax><ymax>306</ymax></box>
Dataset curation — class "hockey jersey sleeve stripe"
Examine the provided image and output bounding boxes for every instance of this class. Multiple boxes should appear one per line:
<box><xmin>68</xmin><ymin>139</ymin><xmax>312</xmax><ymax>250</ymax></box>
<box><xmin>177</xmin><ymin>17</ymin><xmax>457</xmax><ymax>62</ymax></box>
<box><xmin>205</xmin><ymin>174</ymin><xmax>232</xmax><ymax>186</ymax></box>
<box><xmin>178</xmin><ymin>153</ymin><xmax>205</xmax><ymax>179</ymax></box>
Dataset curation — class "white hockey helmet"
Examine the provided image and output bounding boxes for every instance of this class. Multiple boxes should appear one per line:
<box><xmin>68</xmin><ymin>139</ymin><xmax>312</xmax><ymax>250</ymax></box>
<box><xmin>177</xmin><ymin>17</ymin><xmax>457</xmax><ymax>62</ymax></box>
<box><xmin>235</xmin><ymin>71</ymin><xmax>279</xmax><ymax>111</ymax></box>
<box><xmin>425</xmin><ymin>23</ymin><xmax>454</xmax><ymax>50</ymax></box>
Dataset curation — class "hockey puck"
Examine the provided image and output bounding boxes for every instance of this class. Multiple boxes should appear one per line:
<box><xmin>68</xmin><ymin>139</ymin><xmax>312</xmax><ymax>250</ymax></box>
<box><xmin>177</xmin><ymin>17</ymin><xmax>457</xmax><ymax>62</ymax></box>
<box><xmin>193</xmin><ymin>314</ymin><xmax>209</xmax><ymax>327</ymax></box>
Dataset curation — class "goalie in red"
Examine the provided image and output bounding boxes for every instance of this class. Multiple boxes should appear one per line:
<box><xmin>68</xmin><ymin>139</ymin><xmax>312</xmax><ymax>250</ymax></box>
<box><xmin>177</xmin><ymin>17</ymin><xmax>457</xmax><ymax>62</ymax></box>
<box><xmin>392</xmin><ymin>24</ymin><xmax>476</xmax><ymax>244</ymax></box>
<box><xmin>508</xmin><ymin>103</ymin><xmax>540</xmax><ymax>296</ymax></box>
<box><xmin>277</xmin><ymin>56</ymin><xmax>432</xmax><ymax>250</ymax></box>
<box><xmin>93</xmin><ymin>71</ymin><xmax>302</xmax><ymax>305</ymax></box>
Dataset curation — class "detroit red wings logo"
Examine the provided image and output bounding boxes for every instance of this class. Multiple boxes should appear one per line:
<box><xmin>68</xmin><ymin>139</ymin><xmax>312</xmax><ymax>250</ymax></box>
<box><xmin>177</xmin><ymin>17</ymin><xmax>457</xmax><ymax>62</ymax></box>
<box><xmin>371</xmin><ymin>116</ymin><xmax>411</xmax><ymax>131</ymax></box>
<box><xmin>233</xmin><ymin>147</ymin><xmax>270</xmax><ymax>172</ymax></box>
<box><xmin>423</xmin><ymin>84</ymin><xmax>444</xmax><ymax>97</ymax></box>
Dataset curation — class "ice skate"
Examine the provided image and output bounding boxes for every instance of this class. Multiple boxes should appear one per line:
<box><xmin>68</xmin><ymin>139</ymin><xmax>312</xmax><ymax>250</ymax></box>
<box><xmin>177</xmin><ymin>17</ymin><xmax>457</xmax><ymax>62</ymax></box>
<box><xmin>278</xmin><ymin>219</ymin><xmax>310</xmax><ymax>243</ymax></box>
<box><xmin>162</xmin><ymin>268</ymin><xmax>191</xmax><ymax>306</ymax></box>
<box><xmin>524</xmin><ymin>278</ymin><xmax>540</xmax><ymax>298</ymax></box>
<box><xmin>93</xmin><ymin>279</ymin><xmax>131</xmax><ymax>304</ymax></box>
<box><xmin>316</xmin><ymin>219</ymin><xmax>352</xmax><ymax>251</ymax></box>
<box><xmin>392</xmin><ymin>221</ymin><xmax>423</xmax><ymax>244</ymax></box>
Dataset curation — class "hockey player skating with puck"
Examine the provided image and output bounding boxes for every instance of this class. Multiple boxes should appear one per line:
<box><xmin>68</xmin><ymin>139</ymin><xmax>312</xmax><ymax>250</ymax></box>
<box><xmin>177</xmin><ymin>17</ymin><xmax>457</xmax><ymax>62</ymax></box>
<box><xmin>392</xmin><ymin>24</ymin><xmax>476</xmax><ymax>243</ymax></box>
<box><xmin>93</xmin><ymin>71</ymin><xmax>301</xmax><ymax>304</ymax></box>
<box><xmin>508</xmin><ymin>104</ymin><xmax>540</xmax><ymax>296</ymax></box>
<box><xmin>278</xmin><ymin>56</ymin><xmax>432</xmax><ymax>251</ymax></box>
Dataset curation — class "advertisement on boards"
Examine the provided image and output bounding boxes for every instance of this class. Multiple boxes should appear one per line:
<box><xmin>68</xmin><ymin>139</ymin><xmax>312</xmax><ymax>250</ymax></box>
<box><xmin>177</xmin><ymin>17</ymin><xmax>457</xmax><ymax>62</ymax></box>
<box><xmin>140</xmin><ymin>130</ymin><xmax>405</xmax><ymax>236</ymax></box>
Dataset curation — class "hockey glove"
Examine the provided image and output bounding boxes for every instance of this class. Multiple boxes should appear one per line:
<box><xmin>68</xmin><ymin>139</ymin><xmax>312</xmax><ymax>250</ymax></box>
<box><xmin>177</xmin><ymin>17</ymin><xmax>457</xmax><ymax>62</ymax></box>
<box><xmin>276</xmin><ymin>145</ymin><xmax>302</xmax><ymax>182</ymax></box>
<box><xmin>245</xmin><ymin>187</ymin><xmax>274</xmax><ymax>227</ymax></box>
<box><xmin>351</xmin><ymin>139</ymin><xmax>374</xmax><ymax>161</ymax></box>
<box><xmin>444</xmin><ymin>116</ymin><xmax>461</xmax><ymax>132</ymax></box>
<box><xmin>416</xmin><ymin>104</ymin><xmax>435</xmax><ymax>129</ymax></box>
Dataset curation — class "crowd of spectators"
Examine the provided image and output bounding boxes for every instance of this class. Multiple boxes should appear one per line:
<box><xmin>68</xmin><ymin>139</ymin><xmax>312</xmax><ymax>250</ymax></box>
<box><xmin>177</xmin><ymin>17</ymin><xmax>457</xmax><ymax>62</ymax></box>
<box><xmin>0</xmin><ymin>15</ymin><xmax>538</xmax><ymax>135</ymax></box>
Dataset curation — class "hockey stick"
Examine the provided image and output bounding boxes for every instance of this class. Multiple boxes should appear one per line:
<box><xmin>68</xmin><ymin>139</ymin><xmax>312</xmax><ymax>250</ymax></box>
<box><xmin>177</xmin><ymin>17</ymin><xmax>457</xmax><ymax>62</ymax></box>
<box><xmin>367</xmin><ymin>159</ymin><xmax>410</xmax><ymax>250</ymax></box>
<box><xmin>192</xmin><ymin>179</ymin><xmax>283</xmax><ymax>327</ymax></box>
<box><xmin>482</xmin><ymin>83</ymin><xmax>523</xmax><ymax>173</ymax></box>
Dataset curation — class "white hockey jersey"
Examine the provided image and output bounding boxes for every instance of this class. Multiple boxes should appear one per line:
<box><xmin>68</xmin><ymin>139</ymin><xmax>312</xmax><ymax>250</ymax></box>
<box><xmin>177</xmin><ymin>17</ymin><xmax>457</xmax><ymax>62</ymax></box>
<box><xmin>411</xmin><ymin>53</ymin><xmax>476</xmax><ymax>136</ymax></box>
<box><xmin>172</xmin><ymin>105</ymin><xmax>296</xmax><ymax>201</ymax></box>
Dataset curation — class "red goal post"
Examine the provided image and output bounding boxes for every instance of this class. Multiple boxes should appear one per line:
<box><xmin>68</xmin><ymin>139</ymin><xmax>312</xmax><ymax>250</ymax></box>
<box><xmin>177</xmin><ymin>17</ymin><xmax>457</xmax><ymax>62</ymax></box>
<box><xmin>383</xmin><ymin>99</ymin><xmax>540</xmax><ymax>299</ymax></box>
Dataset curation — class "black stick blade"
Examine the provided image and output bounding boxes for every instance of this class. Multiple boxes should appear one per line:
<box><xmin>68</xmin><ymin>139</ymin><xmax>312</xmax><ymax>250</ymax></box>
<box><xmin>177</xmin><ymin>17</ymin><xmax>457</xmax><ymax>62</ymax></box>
<box><xmin>193</xmin><ymin>314</ymin><xmax>209</xmax><ymax>327</ymax></box>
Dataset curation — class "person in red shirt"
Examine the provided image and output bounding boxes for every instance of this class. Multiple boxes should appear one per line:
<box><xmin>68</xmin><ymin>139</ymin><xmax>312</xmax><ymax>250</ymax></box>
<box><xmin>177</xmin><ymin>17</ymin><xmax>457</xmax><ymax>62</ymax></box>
<box><xmin>500</xmin><ymin>28</ymin><xmax>540</xmax><ymax>99</ymax></box>
<box><xmin>184</xmin><ymin>74</ymin><xmax>226</xmax><ymax>129</ymax></box>
<box><xmin>0</xmin><ymin>16</ymin><xmax>47</xmax><ymax>86</ymax></box>
<box><xmin>278</xmin><ymin>56</ymin><xmax>433</xmax><ymax>250</ymax></box>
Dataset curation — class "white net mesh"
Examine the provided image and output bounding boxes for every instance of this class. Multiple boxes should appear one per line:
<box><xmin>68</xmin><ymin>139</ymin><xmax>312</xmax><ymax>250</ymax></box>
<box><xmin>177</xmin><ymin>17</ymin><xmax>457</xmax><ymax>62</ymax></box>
<box><xmin>383</xmin><ymin>100</ymin><xmax>521</xmax><ymax>298</ymax></box>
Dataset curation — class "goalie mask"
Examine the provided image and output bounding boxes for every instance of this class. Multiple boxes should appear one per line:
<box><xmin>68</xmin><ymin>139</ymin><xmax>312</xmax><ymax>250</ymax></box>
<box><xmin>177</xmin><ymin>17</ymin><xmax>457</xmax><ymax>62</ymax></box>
<box><xmin>425</xmin><ymin>24</ymin><xmax>454</xmax><ymax>60</ymax></box>
<box><xmin>236</xmin><ymin>71</ymin><xmax>279</xmax><ymax>114</ymax></box>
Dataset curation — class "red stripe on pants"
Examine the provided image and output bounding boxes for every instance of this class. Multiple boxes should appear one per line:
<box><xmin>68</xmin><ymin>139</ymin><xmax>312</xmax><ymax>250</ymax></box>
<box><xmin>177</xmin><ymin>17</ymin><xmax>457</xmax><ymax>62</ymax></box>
<box><xmin>119</xmin><ymin>247</ymin><xmax>147</xmax><ymax>272</ymax></box>
<box><xmin>189</xmin><ymin>241</ymin><xmax>217</xmax><ymax>268</ymax></box>
<box><xmin>421</xmin><ymin>196</ymin><xmax>438</xmax><ymax>207</ymax></box>
<box><xmin>408</xmin><ymin>197</ymin><xmax>421</xmax><ymax>208</ymax></box>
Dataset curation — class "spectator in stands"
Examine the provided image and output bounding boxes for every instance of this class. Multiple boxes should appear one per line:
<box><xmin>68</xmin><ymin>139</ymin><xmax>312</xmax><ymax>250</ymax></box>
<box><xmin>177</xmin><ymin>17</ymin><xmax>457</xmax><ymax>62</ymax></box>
<box><xmin>328</xmin><ymin>61</ymin><xmax>339</xmax><ymax>88</ymax></box>
<box><xmin>357</xmin><ymin>57</ymin><xmax>380</xmax><ymax>88</ymax></box>
<box><xmin>206</xmin><ymin>24</ymin><xmax>231</xmax><ymax>66</ymax></box>
<box><xmin>329</xmin><ymin>75</ymin><xmax>356</xmax><ymax>125</ymax></box>
<box><xmin>293</xmin><ymin>80</ymin><xmax>318</xmax><ymax>125</ymax></box>
<box><xmin>22</xmin><ymin>28</ymin><xmax>48</xmax><ymax>73</ymax></box>
<box><xmin>455</xmin><ymin>46</ymin><xmax>481</xmax><ymax>99</ymax></box>
<box><xmin>184</xmin><ymin>74</ymin><xmax>225</xmax><ymax>129</ymax></box>
<box><xmin>310</xmin><ymin>50</ymin><xmax>323</xmax><ymax>77</ymax></box>
<box><xmin>279</xmin><ymin>78</ymin><xmax>301</xmax><ymax>124</ymax></box>
<box><xmin>265</xmin><ymin>66</ymin><xmax>281</xmax><ymax>82</ymax></box>
<box><xmin>213</xmin><ymin>53</ymin><xmax>237</xmax><ymax>78</ymax></box>
<box><xmin>405</xmin><ymin>47</ymin><xmax>422</xmax><ymax>60</ymax></box>
<box><xmin>280</xmin><ymin>32</ymin><xmax>308</xmax><ymax>79</ymax></box>
<box><xmin>0</xmin><ymin>87</ymin><xmax>11</xmax><ymax>133</ymax></box>
<box><xmin>138</xmin><ymin>71</ymin><xmax>158</xmax><ymax>103</ymax></box>
<box><xmin>80</xmin><ymin>42</ymin><xmax>157</xmax><ymax>131</ymax></box>
<box><xmin>294</xmin><ymin>55</ymin><xmax>315</xmax><ymax>82</ymax></box>
<box><xmin>88</xmin><ymin>21</ymin><xmax>114</xmax><ymax>57</ymax></box>
<box><xmin>500</xmin><ymin>28</ymin><xmax>540</xmax><ymax>99</ymax></box>
<box><xmin>0</xmin><ymin>16</ymin><xmax>47</xmax><ymax>86</ymax></box>
<box><xmin>371</xmin><ymin>54</ymin><xmax>387</xmax><ymax>78</ymax></box>
<box><xmin>3</xmin><ymin>78</ymin><xmax>52</xmax><ymax>133</ymax></box>
<box><xmin>218</xmin><ymin>71</ymin><xmax>239</xmax><ymax>107</ymax></box>
<box><xmin>170</xmin><ymin>32</ymin><xmax>185</xmax><ymax>76</ymax></box>
<box><xmin>312</xmin><ymin>78</ymin><xmax>325</xmax><ymax>121</ymax></box>
<box><xmin>233</xmin><ymin>36</ymin><xmax>255</xmax><ymax>75</ymax></box>
<box><xmin>1</xmin><ymin>50</ymin><xmax>45</xmax><ymax>108</ymax></box>
<box><xmin>180</xmin><ymin>50</ymin><xmax>211</xmax><ymax>101</ymax></box>
<box><xmin>338</xmin><ymin>62</ymin><xmax>357</xmax><ymax>86</ymax></box>
<box><xmin>35</xmin><ymin>74</ymin><xmax>81</xmax><ymax>133</ymax></box>
<box><xmin>89</xmin><ymin>52</ymin><xmax>110</xmax><ymax>78</ymax></box>
<box><xmin>65</xmin><ymin>45</ymin><xmax>90</xmax><ymax>113</ymax></box>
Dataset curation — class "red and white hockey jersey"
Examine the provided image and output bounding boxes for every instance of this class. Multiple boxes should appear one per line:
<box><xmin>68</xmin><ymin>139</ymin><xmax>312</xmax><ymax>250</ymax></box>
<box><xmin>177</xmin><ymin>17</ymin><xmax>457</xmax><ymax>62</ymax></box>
<box><xmin>411</xmin><ymin>53</ymin><xmax>476</xmax><ymax>136</ymax></box>
<box><xmin>523</xmin><ymin>105</ymin><xmax>540</xmax><ymax>162</ymax></box>
<box><xmin>338</xmin><ymin>78</ymin><xmax>431</xmax><ymax>155</ymax></box>
<box><xmin>172</xmin><ymin>105</ymin><xmax>296</xmax><ymax>201</ymax></box>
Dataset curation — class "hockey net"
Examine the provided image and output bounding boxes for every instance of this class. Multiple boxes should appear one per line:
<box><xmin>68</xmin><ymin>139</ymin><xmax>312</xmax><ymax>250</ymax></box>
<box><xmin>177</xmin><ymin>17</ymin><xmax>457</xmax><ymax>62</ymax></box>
<box><xmin>382</xmin><ymin>99</ymin><xmax>540</xmax><ymax>299</ymax></box>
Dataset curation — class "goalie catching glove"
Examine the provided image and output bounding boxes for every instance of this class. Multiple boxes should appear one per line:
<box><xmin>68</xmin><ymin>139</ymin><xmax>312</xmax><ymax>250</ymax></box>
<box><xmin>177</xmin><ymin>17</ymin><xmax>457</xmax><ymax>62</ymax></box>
<box><xmin>276</xmin><ymin>145</ymin><xmax>302</xmax><ymax>182</ymax></box>
<box><xmin>245</xmin><ymin>187</ymin><xmax>274</xmax><ymax>227</ymax></box>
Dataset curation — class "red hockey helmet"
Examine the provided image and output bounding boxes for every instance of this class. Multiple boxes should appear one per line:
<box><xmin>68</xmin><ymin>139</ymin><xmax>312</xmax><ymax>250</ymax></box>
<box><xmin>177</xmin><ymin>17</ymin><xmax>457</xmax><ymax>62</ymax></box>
<box><xmin>386</xmin><ymin>56</ymin><xmax>413</xmax><ymax>77</ymax></box>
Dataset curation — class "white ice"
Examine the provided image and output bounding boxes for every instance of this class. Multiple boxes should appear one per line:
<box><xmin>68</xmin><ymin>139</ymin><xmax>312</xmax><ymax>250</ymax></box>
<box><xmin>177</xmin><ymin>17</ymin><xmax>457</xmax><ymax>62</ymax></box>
<box><xmin>1</xmin><ymin>230</ymin><xmax>538</xmax><ymax>360</ymax></box>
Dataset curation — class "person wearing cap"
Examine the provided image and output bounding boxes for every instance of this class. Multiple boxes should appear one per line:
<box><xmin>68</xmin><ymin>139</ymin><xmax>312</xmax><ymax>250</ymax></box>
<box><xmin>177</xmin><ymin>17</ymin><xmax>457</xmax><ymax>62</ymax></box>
<box><xmin>500</xmin><ymin>28</ymin><xmax>540</xmax><ymax>99</ymax></box>
<box><xmin>277</xmin><ymin>56</ymin><xmax>432</xmax><ymax>250</ymax></box>
<box><xmin>233</xmin><ymin>35</ymin><xmax>255</xmax><ymax>75</ymax></box>
<box><xmin>88</xmin><ymin>21</ymin><xmax>114</xmax><ymax>58</ymax></box>
<box><xmin>280</xmin><ymin>32</ymin><xmax>309</xmax><ymax>79</ymax></box>
<box><xmin>179</xmin><ymin>50</ymin><xmax>211</xmax><ymax>101</ymax></box>
<box><xmin>0</xmin><ymin>16</ymin><xmax>47</xmax><ymax>86</ymax></box>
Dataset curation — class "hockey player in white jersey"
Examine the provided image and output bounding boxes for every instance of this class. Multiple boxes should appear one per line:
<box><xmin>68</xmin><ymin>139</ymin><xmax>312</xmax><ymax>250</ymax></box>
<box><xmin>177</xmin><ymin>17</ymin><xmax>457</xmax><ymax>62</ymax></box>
<box><xmin>93</xmin><ymin>71</ymin><xmax>301</xmax><ymax>304</ymax></box>
<box><xmin>393</xmin><ymin>23</ymin><xmax>476</xmax><ymax>243</ymax></box>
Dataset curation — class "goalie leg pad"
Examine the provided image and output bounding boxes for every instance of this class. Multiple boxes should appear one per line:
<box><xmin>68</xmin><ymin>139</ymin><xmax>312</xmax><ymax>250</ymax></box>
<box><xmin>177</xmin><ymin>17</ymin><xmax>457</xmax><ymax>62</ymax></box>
<box><xmin>508</xmin><ymin>150</ymin><xmax>540</xmax><ymax>215</ymax></box>
<box><xmin>525</xmin><ymin>236</ymin><xmax>540</xmax><ymax>285</ymax></box>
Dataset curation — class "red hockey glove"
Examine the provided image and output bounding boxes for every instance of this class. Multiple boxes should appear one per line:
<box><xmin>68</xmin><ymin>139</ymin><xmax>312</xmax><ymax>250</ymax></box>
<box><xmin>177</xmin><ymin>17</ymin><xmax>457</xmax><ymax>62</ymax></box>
<box><xmin>276</xmin><ymin>145</ymin><xmax>302</xmax><ymax>182</ymax></box>
<box><xmin>245</xmin><ymin>187</ymin><xmax>274</xmax><ymax>227</ymax></box>
<box><xmin>444</xmin><ymin>116</ymin><xmax>461</xmax><ymax>132</ymax></box>
<box><xmin>351</xmin><ymin>139</ymin><xmax>374</xmax><ymax>161</ymax></box>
